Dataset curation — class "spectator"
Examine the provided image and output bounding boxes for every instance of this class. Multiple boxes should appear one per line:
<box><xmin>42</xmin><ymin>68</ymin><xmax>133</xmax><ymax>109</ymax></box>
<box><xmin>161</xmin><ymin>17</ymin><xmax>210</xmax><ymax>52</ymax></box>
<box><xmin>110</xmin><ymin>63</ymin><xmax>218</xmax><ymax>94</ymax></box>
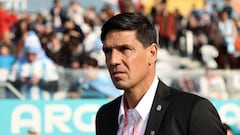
<box><xmin>155</xmin><ymin>1</ymin><xmax>176</xmax><ymax>51</ymax></box>
<box><xmin>222</xmin><ymin>0</ymin><xmax>233</xmax><ymax>19</ymax></box>
<box><xmin>13</xmin><ymin>19</ymin><xmax>31</xmax><ymax>58</ymax></box>
<box><xmin>44</xmin><ymin>32</ymin><xmax>68</xmax><ymax>67</ymax></box>
<box><xmin>0</xmin><ymin>42</ymin><xmax>15</xmax><ymax>84</ymax></box>
<box><xmin>62</xmin><ymin>19</ymin><xmax>85</xmax><ymax>44</ymax></box>
<box><xmin>50</xmin><ymin>0</ymin><xmax>67</xmax><ymax>33</ymax></box>
<box><xmin>7</xmin><ymin>32</ymin><xmax>59</xmax><ymax>99</ymax></box>
<box><xmin>32</xmin><ymin>12</ymin><xmax>48</xmax><ymax>35</ymax></box>
<box><xmin>68</xmin><ymin>56</ymin><xmax>122</xmax><ymax>98</ymax></box>
<box><xmin>135</xmin><ymin>0</ymin><xmax>145</xmax><ymax>15</ymax></box>
<box><xmin>186</xmin><ymin>11</ymin><xmax>208</xmax><ymax>63</ymax></box>
<box><xmin>234</xmin><ymin>29</ymin><xmax>240</xmax><ymax>68</ymax></box>
<box><xmin>226</xmin><ymin>70</ymin><xmax>240</xmax><ymax>98</ymax></box>
<box><xmin>170</xmin><ymin>70</ymin><xmax>199</xmax><ymax>94</ymax></box>
<box><xmin>0</xmin><ymin>2</ymin><xmax>18</xmax><ymax>40</ymax></box>
<box><xmin>83</xmin><ymin>6</ymin><xmax>97</xmax><ymax>30</ymax></box>
<box><xmin>66</xmin><ymin>0</ymin><xmax>84</xmax><ymax>28</ymax></box>
<box><xmin>208</xmin><ymin>18</ymin><xmax>227</xmax><ymax>69</ymax></box>
<box><xmin>199</xmin><ymin>68</ymin><xmax>229</xmax><ymax>99</ymax></box>
<box><xmin>0</xmin><ymin>43</ymin><xmax>15</xmax><ymax>70</ymax></box>
<box><xmin>62</xmin><ymin>19</ymin><xmax>85</xmax><ymax>68</ymax></box>
<box><xmin>64</xmin><ymin>35</ymin><xmax>86</xmax><ymax>68</ymax></box>
<box><xmin>118</xmin><ymin>0</ymin><xmax>135</xmax><ymax>13</ymax></box>
<box><xmin>13</xmin><ymin>18</ymin><xmax>30</xmax><ymax>43</ymax></box>
<box><xmin>83</xmin><ymin>6</ymin><xmax>102</xmax><ymax>54</ymax></box>
<box><xmin>101</xmin><ymin>4</ymin><xmax>115</xmax><ymax>19</ymax></box>
<box><xmin>0</xmin><ymin>31</ymin><xmax>15</xmax><ymax>54</ymax></box>
<box><xmin>218</xmin><ymin>10</ymin><xmax>238</xmax><ymax>69</ymax></box>
<box><xmin>173</xmin><ymin>8</ymin><xmax>185</xmax><ymax>55</ymax></box>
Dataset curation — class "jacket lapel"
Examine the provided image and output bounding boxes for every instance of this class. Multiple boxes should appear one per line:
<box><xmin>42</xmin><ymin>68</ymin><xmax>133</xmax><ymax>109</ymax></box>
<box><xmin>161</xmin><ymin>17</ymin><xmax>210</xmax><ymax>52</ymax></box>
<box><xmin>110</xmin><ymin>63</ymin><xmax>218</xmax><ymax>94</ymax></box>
<box><xmin>144</xmin><ymin>80</ymin><xmax>170</xmax><ymax>135</ymax></box>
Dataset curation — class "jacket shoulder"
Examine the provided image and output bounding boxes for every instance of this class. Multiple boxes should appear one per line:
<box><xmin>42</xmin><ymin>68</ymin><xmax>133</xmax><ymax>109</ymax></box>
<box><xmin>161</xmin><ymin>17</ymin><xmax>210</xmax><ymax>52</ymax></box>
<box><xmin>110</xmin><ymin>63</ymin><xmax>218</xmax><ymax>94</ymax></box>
<box><xmin>170</xmin><ymin>88</ymin><xmax>206</xmax><ymax>106</ymax></box>
<box><xmin>97</xmin><ymin>96</ymin><xmax>122</xmax><ymax>115</ymax></box>
<box><xmin>95</xmin><ymin>96</ymin><xmax>121</xmax><ymax>135</ymax></box>
<box><xmin>166</xmin><ymin>88</ymin><xmax>211</xmax><ymax>120</ymax></box>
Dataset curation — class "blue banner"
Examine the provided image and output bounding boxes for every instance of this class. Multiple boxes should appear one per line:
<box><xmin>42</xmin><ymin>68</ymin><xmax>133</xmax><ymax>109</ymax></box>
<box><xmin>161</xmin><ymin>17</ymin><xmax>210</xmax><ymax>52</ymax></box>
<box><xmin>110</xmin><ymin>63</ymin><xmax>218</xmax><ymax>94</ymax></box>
<box><xmin>0</xmin><ymin>99</ymin><xmax>109</xmax><ymax>135</ymax></box>
<box><xmin>0</xmin><ymin>99</ymin><xmax>239</xmax><ymax>135</ymax></box>
<box><xmin>211</xmin><ymin>99</ymin><xmax>240</xmax><ymax>135</ymax></box>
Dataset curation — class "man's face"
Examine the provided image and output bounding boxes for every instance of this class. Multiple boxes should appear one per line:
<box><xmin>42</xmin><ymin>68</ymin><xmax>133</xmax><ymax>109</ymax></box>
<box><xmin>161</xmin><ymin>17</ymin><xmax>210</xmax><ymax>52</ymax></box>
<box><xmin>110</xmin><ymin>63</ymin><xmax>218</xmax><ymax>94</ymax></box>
<box><xmin>102</xmin><ymin>30</ymin><xmax>156</xmax><ymax>90</ymax></box>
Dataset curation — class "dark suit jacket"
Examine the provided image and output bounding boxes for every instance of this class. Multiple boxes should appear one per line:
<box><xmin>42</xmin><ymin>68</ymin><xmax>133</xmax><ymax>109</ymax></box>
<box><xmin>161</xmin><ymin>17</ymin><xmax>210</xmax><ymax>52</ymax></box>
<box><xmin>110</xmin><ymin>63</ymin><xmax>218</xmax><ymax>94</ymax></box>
<box><xmin>95</xmin><ymin>80</ymin><xmax>226</xmax><ymax>135</ymax></box>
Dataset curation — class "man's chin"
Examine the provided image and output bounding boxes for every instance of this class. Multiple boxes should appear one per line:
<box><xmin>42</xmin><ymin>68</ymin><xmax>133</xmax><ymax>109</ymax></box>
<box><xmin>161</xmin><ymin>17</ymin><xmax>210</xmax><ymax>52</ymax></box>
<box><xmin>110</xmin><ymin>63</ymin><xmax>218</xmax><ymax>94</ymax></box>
<box><xmin>113</xmin><ymin>82</ymin><xmax>127</xmax><ymax>90</ymax></box>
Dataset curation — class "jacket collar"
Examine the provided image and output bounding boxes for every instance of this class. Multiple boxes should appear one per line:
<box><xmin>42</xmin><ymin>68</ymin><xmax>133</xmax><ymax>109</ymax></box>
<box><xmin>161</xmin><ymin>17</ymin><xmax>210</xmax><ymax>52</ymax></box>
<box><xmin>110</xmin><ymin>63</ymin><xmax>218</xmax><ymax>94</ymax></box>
<box><xmin>144</xmin><ymin>79</ymin><xmax>170</xmax><ymax>135</ymax></box>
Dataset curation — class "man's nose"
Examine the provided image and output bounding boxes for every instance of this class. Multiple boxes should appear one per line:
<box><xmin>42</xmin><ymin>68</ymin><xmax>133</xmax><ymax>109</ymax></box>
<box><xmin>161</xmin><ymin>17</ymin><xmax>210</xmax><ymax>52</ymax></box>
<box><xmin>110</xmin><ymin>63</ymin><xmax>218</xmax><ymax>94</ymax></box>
<box><xmin>108</xmin><ymin>49</ymin><xmax>121</xmax><ymax>65</ymax></box>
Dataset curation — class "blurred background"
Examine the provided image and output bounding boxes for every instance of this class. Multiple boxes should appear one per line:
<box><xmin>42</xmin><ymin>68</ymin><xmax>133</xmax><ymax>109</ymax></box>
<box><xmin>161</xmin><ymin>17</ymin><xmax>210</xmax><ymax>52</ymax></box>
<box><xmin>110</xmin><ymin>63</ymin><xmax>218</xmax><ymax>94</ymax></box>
<box><xmin>0</xmin><ymin>0</ymin><xmax>239</xmax><ymax>135</ymax></box>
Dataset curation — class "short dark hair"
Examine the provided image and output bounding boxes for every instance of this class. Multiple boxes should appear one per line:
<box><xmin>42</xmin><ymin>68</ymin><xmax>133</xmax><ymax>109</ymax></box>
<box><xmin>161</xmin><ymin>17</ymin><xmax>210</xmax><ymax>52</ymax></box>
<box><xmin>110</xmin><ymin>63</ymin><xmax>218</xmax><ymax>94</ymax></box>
<box><xmin>100</xmin><ymin>13</ymin><xmax>157</xmax><ymax>47</ymax></box>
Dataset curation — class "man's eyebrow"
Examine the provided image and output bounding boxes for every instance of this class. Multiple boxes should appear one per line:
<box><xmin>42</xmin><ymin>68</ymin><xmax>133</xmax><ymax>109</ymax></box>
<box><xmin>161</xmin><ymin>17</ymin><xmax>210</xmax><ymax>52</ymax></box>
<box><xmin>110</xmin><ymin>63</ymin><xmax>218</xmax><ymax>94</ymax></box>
<box><xmin>102</xmin><ymin>46</ymin><xmax>112</xmax><ymax>53</ymax></box>
<box><xmin>103</xmin><ymin>44</ymin><xmax>127</xmax><ymax>48</ymax></box>
<box><xmin>102</xmin><ymin>46</ymin><xmax>111</xmax><ymax>50</ymax></box>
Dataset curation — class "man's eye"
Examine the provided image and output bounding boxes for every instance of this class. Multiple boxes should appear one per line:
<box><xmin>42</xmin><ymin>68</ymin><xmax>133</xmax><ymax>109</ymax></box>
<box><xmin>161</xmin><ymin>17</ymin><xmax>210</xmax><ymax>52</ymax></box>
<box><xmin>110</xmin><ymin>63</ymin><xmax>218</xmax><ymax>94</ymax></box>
<box><xmin>120</xmin><ymin>47</ymin><xmax>130</xmax><ymax>52</ymax></box>
<box><xmin>103</xmin><ymin>48</ymin><xmax>111</xmax><ymax>55</ymax></box>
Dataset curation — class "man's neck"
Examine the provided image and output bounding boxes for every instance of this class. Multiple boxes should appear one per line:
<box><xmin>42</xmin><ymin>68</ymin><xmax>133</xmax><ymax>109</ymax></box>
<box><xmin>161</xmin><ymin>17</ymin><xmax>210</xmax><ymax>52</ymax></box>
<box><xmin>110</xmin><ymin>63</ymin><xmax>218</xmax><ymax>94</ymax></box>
<box><xmin>123</xmin><ymin>76</ymin><xmax>155</xmax><ymax>109</ymax></box>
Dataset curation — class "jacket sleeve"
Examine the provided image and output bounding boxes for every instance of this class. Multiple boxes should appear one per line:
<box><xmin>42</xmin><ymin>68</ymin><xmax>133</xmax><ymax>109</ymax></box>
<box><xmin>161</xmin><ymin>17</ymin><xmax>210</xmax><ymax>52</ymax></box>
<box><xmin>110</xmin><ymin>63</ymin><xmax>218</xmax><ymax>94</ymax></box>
<box><xmin>189</xmin><ymin>99</ymin><xmax>226</xmax><ymax>135</ymax></box>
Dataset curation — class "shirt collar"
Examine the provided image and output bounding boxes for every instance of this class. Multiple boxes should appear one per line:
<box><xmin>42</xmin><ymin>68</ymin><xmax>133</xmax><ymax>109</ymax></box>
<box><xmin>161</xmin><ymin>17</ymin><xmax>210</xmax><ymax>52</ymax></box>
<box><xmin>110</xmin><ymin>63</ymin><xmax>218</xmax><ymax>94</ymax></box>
<box><xmin>118</xmin><ymin>76</ymin><xmax>159</xmax><ymax>124</ymax></box>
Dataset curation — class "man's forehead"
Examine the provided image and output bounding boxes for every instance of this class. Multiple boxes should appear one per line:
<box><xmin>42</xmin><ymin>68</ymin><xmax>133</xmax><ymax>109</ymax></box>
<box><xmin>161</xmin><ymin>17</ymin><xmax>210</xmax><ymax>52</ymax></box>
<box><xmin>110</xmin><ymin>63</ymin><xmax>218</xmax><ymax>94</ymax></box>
<box><xmin>104</xmin><ymin>30</ymin><xmax>136</xmax><ymax>39</ymax></box>
<box><xmin>103</xmin><ymin>31</ymin><xmax>137</xmax><ymax>43</ymax></box>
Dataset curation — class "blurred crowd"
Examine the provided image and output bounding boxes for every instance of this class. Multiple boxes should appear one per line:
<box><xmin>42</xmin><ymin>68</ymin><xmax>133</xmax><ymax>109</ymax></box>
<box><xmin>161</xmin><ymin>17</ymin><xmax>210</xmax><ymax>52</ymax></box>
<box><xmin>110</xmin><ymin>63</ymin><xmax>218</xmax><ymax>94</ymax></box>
<box><xmin>0</xmin><ymin>0</ymin><xmax>240</xmax><ymax>100</ymax></box>
<box><xmin>151</xmin><ymin>0</ymin><xmax>240</xmax><ymax>69</ymax></box>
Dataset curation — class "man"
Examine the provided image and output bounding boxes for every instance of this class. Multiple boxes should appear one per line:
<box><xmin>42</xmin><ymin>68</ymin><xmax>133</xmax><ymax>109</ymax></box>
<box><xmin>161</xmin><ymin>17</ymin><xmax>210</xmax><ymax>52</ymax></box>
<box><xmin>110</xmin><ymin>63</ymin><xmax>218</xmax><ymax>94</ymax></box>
<box><xmin>95</xmin><ymin>13</ymin><xmax>226</xmax><ymax>135</ymax></box>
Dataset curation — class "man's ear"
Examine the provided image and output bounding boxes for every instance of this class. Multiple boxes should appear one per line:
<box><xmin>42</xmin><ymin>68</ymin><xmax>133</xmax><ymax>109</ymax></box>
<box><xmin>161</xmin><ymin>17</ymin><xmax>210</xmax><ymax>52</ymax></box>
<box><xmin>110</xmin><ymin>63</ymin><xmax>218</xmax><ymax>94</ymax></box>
<box><xmin>147</xmin><ymin>43</ymin><xmax>158</xmax><ymax>65</ymax></box>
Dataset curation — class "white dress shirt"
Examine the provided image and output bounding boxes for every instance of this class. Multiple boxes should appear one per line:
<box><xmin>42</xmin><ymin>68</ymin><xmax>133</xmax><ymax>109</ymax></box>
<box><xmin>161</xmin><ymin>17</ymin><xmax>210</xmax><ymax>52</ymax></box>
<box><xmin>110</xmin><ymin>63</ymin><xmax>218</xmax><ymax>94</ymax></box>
<box><xmin>117</xmin><ymin>76</ymin><xmax>159</xmax><ymax>135</ymax></box>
